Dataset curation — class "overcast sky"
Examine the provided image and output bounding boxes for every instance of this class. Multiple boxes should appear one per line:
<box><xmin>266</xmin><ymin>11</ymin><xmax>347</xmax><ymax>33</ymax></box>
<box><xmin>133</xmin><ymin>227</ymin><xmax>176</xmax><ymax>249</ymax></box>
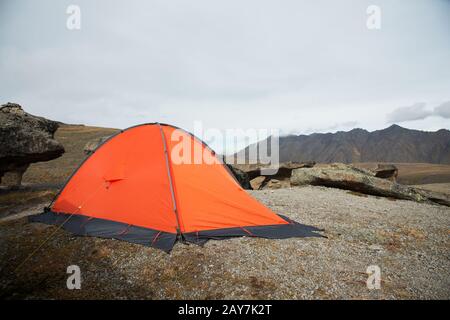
<box><xmin>1</xmin><ymin>0</ymin><xmax>449</xmax><ymax>153</ymax></box>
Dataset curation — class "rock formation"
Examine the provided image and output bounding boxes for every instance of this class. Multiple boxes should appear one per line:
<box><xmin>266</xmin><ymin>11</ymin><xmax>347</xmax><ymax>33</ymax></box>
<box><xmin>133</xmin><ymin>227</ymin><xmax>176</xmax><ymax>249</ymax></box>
<box><xmin>226</xmin><ymin>164</ymin><xmax>253</xmax><ymax>190</ymax></box>
<box><xmin>84</xmin><ymin>135</ymin><xmax>112</xmax><ymax>155</ymax></box>
<box><xmin>0</xmin><ymin>103</ymin><xmax>65</xmax><ymax>187</ymax></box>
<box><xmin>227</xmin><ymin>162</ymin><xmax>315</xmax><ymax>190</ymax></box>
<box><xmin>290</xmin><ymin>163</ymin><xmax>449</xmax><ymax>206</ymax></box>
<box><xmin>245</xmin><ymin>161</ymin><xmax>316</xmax><ymax>181</ymax></box>
<box><xmin>374</xmin><ymin>164</ymin><xmax>398</xmax><ymax>181</ymax></box>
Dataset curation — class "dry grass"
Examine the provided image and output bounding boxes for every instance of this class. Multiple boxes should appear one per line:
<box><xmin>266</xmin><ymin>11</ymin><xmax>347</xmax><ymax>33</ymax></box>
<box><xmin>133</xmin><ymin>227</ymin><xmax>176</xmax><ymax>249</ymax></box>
<box><xmin>1</xmin><ymin>186</ymin><xmax>449</xmax><ymax>299</ymax></box>
<box><xmin>1</xmin><ymin>124</ymin><xmax>118</xmax><ymax>219</ymax></box>
<box><xmin>0</xmin><ymin>189</ymin><xmax>57</xmax><ymax>218</ymax></box>
<box><xmin>412</xmin><ymin>183</ymin><xmax>450</xmax><ymax>195</ymax></box>
<box><xmin>22</xmin><ymin>125</ymin><xmax>119</xmax><ymax>185</ymax></box>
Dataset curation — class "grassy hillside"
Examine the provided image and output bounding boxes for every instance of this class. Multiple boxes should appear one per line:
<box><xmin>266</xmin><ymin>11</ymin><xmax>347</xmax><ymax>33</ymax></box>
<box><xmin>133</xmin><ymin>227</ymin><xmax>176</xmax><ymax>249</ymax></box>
<box><xmin>22</xmin><ymin>124</ymin><xmax>119</xmax><ymax>185</ymax></box>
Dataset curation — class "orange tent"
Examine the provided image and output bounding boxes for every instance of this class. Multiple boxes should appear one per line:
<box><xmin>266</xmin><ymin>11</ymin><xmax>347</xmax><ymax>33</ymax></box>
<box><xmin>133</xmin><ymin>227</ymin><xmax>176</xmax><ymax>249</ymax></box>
<box><xmin>31</xmin><ymin>123</ymin><xmax>321</xmax><ymax>251</ymax></box>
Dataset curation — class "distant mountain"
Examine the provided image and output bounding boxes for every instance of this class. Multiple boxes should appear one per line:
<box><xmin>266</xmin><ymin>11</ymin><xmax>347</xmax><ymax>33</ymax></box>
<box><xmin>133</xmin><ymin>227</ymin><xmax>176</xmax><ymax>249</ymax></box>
<box><xmin>235</xmin><ymin>125</ymin><xmax>450</xmax><ymax>164</ymax></box>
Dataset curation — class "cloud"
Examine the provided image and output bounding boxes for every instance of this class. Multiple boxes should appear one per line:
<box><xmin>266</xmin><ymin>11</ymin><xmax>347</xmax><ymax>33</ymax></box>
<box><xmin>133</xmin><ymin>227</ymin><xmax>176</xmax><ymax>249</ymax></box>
<box><xmin>386</xmin><ymin>102</ymin><xmax>432</xmax><ymax>123</ymax></box>
<box><xmin>387</xmin><ymin>101</ymin><xmax>450</xmax><ymax>124</ymax></box>
<box><xmin>294</xmin><ymin>121</ymin><xmax>360</xmax><ymax>135</ymax></box>
<box><xmin>434</xmin><ymin>101</ymin><xmax>450</xmax><ymax>118</ymax></box>
<box><xmin>319</xmin><ymin>121</ymin><xmax>359</xmax><ymax>132</ymax></box>
<box><xmin>1</xmin><ymin>0</ymin><xmax>450</xmax><ymax>152</ymax></box>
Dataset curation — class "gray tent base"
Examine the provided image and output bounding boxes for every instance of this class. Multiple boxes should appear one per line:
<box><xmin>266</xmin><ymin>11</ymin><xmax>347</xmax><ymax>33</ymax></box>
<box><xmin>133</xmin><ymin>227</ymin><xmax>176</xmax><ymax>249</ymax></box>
<box><xmin>29</xmin><ymin>211</ymin><xmax>324</xmax><ymax>253</ymax></box>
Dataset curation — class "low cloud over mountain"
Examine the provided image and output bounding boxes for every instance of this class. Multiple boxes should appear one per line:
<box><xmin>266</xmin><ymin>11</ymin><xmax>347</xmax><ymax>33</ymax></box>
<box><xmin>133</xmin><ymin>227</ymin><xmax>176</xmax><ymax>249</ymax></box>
<box><xmin>387</xmin><ymin>101</ymin><xmax>450</xmax><ymax>123</ymax></box>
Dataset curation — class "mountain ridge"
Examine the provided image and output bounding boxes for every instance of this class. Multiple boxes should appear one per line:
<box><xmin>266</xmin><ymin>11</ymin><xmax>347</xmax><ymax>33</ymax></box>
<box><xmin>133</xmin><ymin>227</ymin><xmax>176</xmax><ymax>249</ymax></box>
<box><xmin>235</xmin><ymin>125</ymin><xmax>450</xmax><ymax>164</ymax></box>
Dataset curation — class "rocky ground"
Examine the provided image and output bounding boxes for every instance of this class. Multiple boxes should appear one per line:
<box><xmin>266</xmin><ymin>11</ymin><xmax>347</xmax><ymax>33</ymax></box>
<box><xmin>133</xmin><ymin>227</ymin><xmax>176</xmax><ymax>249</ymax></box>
<box><xmin>1</xmin><ymin>185</ymin><xmax>448</xmax><ymax>300</ymax></box>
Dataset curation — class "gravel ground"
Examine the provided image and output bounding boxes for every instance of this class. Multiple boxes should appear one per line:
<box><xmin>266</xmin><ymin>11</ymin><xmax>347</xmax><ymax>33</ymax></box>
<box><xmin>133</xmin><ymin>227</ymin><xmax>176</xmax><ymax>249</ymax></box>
<box><xmin>1</xmin><ymin>186</ymin><xmax>449</xmax><ymax>299</ymax></box>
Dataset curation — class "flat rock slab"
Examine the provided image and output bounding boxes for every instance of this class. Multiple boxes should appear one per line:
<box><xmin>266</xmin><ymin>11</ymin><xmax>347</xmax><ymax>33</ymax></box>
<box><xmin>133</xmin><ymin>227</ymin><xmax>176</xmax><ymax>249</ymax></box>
<box><xmin>291</xmin><ymin>163</ymin><xmax>450</xmax><ymax>206</ymax></box>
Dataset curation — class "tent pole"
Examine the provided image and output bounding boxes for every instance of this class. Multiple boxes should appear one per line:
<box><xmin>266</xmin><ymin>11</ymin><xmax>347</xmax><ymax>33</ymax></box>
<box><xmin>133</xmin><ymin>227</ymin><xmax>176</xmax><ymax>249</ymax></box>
<box><xmin>158</xmin><ymin>123</ymin><xmax>183</xmax><ymax>240</ymax></box>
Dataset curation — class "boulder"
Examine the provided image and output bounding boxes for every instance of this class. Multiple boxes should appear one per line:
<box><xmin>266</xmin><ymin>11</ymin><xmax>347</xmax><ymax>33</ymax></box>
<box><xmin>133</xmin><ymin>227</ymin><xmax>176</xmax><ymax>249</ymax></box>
<box><xmin>246</xmin><ymin>162</ymin><xmax>315</xmax><ymax>190</ymax></box>
<box><xmin>264</xmin><ymin>179</ymin><xmax>283</xmax><ymax>189</ymax></box>
<box><xmin>253</xmin><ymin>176</ymin><xmax>293</xmax><ymax>190</ymax></box>
<box><xmin>84</xmin><ymin>135</ymin><xmax>112</xmax><ymax>155</ymax></box>
<box><xmin>226</xmin><ymin>164</ymin><xmax>252</xmax><ymax>190</ymax></box>
<box><xmin>227</xmin><ymin>162</ymin><xmax>315</xmax><ymax>190</ymax></box>
<box><xmin>374</xmin><ymin>164</ymin><xmax>398</xmax><ymax>181</ymax></box>
<box><xmin>1</xmin><ymin>164</ymin><xmax>29</xmax><ymax>188</ymax></box>
<box><xmin>246</xmin><ymin>161</ymin><xmax>315</xmax><ymax>181</ymax></box>
<box><xmin>290</xmin><ymin>163</ymin><xmax>449</xmax><ymax>206</ymax></box>
<box><xmin>0</xmin><ymin>103</ymin><xmax>64</xmax><ymax>187</ymax></box>
<box><xmin>250</xmin><ymin>176</ymin><xmax>266</xmax><ymax>190</ymax></box>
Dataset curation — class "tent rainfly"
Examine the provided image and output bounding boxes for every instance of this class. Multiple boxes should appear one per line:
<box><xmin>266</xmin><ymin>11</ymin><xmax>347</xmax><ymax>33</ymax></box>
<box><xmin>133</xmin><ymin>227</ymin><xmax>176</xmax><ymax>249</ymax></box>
<box><xmin>30</xmin><ymin>123</ymin><xmax>322</xmax><ymax>252</ymax></box>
